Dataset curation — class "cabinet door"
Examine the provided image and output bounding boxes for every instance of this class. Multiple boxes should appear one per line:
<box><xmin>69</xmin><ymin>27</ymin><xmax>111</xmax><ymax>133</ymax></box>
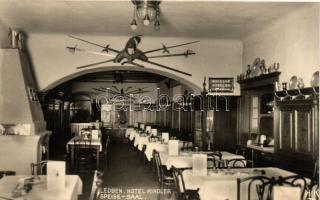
<box><xmin>250</xmin><ymin>96</ymin><xmax>259</xmax><ymax>133</ymax></box>
<box><xmin>278</xmin><ymin>105</ymin><xmax>314</xmax><ymax>156</ymax></box>
<box><xmin>279</xmin><ymin>110</ymin><xmax>294</xmax><ymax>151</ymax></box>
<box><xmin>312</xmin><ymin>105</ymin><xmax>319</xmax><ymax>158</ymax></box>
<box><xmin>295</xmin><ymin>108</ymin><xmax>313</xmax><ymax>155</ymax></box>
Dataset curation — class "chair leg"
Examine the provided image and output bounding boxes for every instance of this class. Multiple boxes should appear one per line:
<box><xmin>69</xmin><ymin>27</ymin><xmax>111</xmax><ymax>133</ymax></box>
<box><xmin>152</xmin><ymin>158</ymin><xmax>155</xmax><ymax>173</ymax></box>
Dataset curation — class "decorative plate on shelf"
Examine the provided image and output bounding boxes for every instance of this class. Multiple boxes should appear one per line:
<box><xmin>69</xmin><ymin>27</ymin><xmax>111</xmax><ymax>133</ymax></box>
<box><xmin>251</xmin><ymin>58</ymin><xmax>261</xmax><ymax>77</ymax></box>
<box><xmin>297</xmin><ymin>78</ymin><xmax>304</xmax><ymax>89</ymax></box>
<box><xmin>311</xmin><ymin>71</ymin><xmax>319</xmax><ymax>87</ymax></box>
<box><xmin>288</xmin><ymin>76</ymin><xmax>298</xmax><ymax>90</ymax></box>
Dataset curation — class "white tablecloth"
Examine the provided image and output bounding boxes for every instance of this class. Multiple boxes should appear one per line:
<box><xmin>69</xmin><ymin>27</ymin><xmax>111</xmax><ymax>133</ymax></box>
<box><xmin>129</xmin><ymin>130</ymin><xmax>137</xmax><ymax>141</ymax></box>
<box><xmin>213</xmin><ymin>151</ymin><xmax>245</xmax><ymax>160</ymax></box>
<box><xmin>66</xmin><ymin>137</ymin><xmax>102</xmax><ymax>152</ymax></box>
<box><xmin>134</xmin><ymin>135</ymin><xmax>149</xmax><ymax>151</ymax></box>
<box><xmin>70</xmin><ymin>123</ymin><xmax>100</xmax><ymax>136</ymax></box>
<box><xmin>145</xmin><ymin>142</ymin><xmax>168</xmax><ymax>161</ymax></box>
<box><xmin>125</xmin><ymin>128</ymin><xmax>133</xmax><ymax>138</ymax></box>
<box><xmin>183</xmin><ymin>168</ymin><xmax>296</xmax><ymax>200</ymax></box>
<box><xmin>161</xmin><ymin>151</ymin><xmax>245</xmax><ymax>170</ymax></box>
<box><xmin>0</xmin><ymin>175</ymin><xmax>83</xmax><ymax>200</ymax></box>
<box><xmin>144</xmin><ymin>141</ymin><xmax>190</xmax><ymax>161</ymax></box>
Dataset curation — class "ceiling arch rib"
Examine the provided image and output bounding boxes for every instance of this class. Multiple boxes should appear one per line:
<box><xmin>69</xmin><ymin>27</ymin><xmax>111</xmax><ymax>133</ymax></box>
<box><xmin>41</xmin><ymin>65</ymin><xmax>201</xmax><ymax>93</ymax></box>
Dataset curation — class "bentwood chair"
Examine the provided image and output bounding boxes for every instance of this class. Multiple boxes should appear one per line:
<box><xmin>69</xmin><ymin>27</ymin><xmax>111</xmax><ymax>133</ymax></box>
<box><xmin>141</xmin><ymin>144</ymin><xmax>147</xmax><ymax>164</ymax></box>
<box><xmin>307</xmin><ymin>160</ymin><xmax>320</xmax><ymax>200</ymax></box>
<box><xmin>31</xmin><ymin>160</ymin><xmax>48</xmax><ymax>176</ymax></box>
<box><xmin>181</xmin><ymin>141</ymin><xmax>193</xmax><ymax>151</ymax></box>
<box><xmin>208</xmin><ymin>151</ymin><xmax>224</xmax><ymax>168</ymax></box>
<box><xmin>235</xmin><ymin>145</ymin><xmax>248</xmax><ymax>158</ymax></box>
<box><xmin>236</xmin><ymin>175</ymin><xmax>271</xmax><ymax>200</ymax></box>
<box><xmin>74</xmin><ymin>139</ymin><xmax>93</xmax><ymax>174</ymax></box>
<box><xmin>312</xmin><ymin>160</ymin><xmax>319</xmax><ymax>185</ymax></box>
<box><xmin>93</xmin><ymin>135</ymin><xmax>110</xmax><ymax>169</ymax></box>
<box><xmin>89</xmin><ymin>170</ymin><xmax>104</xmax><ymax>200</ymax></box>
<box><xmin>149</xmin><ymin>135</ymin><xmax>160</xmax><ymax>142</ymax></box>
<box><xmin>266</xmin><ymin>175</ymin><xmax>308</xmax><ymax>200</ymax></box>
<box><xmin>227</xmin><ymin>158</ymin><xmax>253</xmax><ymax>168</ymax></box>
<box><xmin>153</xmin><ymin>150</ymin><xmax>174</xmax><ymax>190</ymax></box>
<box><xmin>105</xmin><ymin>136</ymin><xmax>111</xmax><ymax>167</ymax></box>
<box><xmin>152</xmin><ymin>150</ymin><xmax>157</xmax><ymax>174</ymax></box>
<box><xmin>171</xmin><ymin>166</ymin><xmax>200</xmax><ymax>200</ymax></box>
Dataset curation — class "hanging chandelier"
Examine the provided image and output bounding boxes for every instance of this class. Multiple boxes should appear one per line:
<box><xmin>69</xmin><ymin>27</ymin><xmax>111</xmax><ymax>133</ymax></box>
<box><xmin>130</xmin><ymin>0</ymin><xmax>161</xmax><ymax>31</ymax></box>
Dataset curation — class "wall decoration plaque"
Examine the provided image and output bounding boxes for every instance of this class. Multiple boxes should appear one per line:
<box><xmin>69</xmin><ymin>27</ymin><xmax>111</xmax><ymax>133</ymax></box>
<box><xmin>208</xmin><ymin>77</ymin><xmax>234</xmax><ymax>93</ymax></box>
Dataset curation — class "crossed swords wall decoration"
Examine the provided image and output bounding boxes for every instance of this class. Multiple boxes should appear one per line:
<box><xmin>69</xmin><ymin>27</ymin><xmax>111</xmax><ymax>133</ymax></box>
<box><xmin>92</xmin><ymin>86</ymin><xmax>150</xmax><ymax>100</ymax></box>
<box><xmin>66</xmin><ymin>35</ymin><xmax>199</xmax><ymax>76</ymax></box>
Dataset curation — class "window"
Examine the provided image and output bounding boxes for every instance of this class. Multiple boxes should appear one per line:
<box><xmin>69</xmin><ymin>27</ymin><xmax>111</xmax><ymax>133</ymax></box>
<box><xmin>251</xmin><ymin>96</ymin><xmax>259</xmax><ymax>132</ymax></box>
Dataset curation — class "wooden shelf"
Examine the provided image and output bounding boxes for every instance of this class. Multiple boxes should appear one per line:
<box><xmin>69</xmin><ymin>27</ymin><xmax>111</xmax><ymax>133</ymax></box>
<box><xmin>237</xmin><ymin>72</ymin><xmax>281</xmax><ymax>84</ymax></box>
<box><xmin>238</xmin><ymin>72</ymin><xmax>281</xmax><ymax>90</ymax></box>
<box><xmin>275</xmin><ymin>86</ymin><xmax>319</xmax><ymax>102</ymax></box>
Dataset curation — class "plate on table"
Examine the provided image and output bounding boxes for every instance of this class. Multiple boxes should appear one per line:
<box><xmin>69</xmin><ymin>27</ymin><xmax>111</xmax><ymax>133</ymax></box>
<box><xmin>288</xmin><ymin>76</ymin><xmax>298</xmax><ymax>90</ymax></box>
<box><xmin>311</xmin><ymin>71</ymin><xmax>319</xmax><ymax>87</ymax></box>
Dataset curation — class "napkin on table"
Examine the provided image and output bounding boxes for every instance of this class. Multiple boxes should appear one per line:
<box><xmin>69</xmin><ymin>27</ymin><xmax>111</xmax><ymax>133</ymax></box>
<box><xmin>168</xmin><ymin>140</ymin><xmax>179</xmax><ymax>156</ymax></box>
<box><xmin>47</xmin><ymin>161</ymin><xmax>66</xmax><ymax>190</ymax></box>
<box><xmin>192</xmin><ymin>154</ymin><xmax>207</xmax><ymax>176</ymax></box>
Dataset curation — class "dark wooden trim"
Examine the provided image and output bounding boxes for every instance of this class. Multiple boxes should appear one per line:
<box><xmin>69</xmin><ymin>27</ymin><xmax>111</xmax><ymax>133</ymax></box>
<box><xmin>238</xmin><ymin>72</ymin><xmax>281</xmax><ymax>90</ymax></box>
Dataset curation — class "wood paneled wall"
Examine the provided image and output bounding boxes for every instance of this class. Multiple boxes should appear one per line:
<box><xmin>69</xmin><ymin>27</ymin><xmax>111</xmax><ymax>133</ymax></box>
<box><xmin>132</xmin><ymin>110</ymin><xmax>157</xmax><ymax>124</ymax></box>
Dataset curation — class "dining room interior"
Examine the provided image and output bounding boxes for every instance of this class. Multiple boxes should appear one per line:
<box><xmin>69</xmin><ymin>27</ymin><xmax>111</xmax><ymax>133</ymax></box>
<box><xmin>0</xmin><ymin>0</ymin><xmax>319</xmax><ymax>200</ymax></box>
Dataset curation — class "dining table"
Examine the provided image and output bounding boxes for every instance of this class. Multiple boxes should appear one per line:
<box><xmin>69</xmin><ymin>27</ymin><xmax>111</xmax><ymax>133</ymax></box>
<box><xmin>125</xmin><ymin>128</ymin><xmax>133</xmax><ymax>138</ymax></box>
<box><xmin>182</xmin><ymin>167</ymin><xmax>298</xmax><ymax>200</ymax></box>
<box><xmin>144</xmin><ymin>141</ymin><xmax>193</xmax><ymax>161</ymax></box>
<box><xmin>128</xmin><ymin>130</ymin><xmax>138</xmax><ymax>141</ymax></box>
<box><xmin>145</xmin><ymin>142</ymin><xmax>168</xmax><ymax>161</ymax></box>
<box><xmin>66</xmin><ymin>136</ymin><xmax>102</xmax><ymax>170</ymax></box>
<box><xmin>70</xmin><ymin>122</ymin><xmax>100</xmax><ymax>136</ymax></box>
<box><xmin>133</xmin><ymin>134</ymin><xmax>149</xmax><ymax>151</ymax></box>
<box><xmin>160</xmin><ymin>151</ymin><xmax>245</xmax><ymax>170</ymax></box>
<box><xmin>0</xmin><ymin>175</ymin><xmax>82</xmax><ymax>200</ymax></box>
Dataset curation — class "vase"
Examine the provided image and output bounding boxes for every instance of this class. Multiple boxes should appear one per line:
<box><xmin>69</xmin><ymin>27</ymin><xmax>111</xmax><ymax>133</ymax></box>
<box><xmin>246</xmin><ymin>65</ymin><xmax>251</xmax><ymax>78</ymax></box>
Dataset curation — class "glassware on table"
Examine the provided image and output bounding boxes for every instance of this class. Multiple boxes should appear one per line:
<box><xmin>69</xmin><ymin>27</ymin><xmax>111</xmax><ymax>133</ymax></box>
<box><xmin>226</xmin><ymin>165</ymin><xmax>231</xmax><ymax>175</ymax></box>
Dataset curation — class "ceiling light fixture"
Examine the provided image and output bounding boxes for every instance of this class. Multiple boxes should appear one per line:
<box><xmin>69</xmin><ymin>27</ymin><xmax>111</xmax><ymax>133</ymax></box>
<box><xmin>130</xmin><ymin>19</ymin><xmax>137</xmax><ymax>30</ymax></box>
<box><xmin>130</xmin><ymin>4</ymin><xmax>138</xmax><ymax>30</ymax></box>
<box><xmin>131</xmin><ymin>0</ymin><xmax>161</xmax><ymax>31</ymax></box>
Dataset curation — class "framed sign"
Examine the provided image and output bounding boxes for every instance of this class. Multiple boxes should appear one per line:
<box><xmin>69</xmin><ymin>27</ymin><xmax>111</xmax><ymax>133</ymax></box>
<box><xmin>208</xmin><ymin>77</ymin><xmax>234</xmax><ymax>93</ymax></box>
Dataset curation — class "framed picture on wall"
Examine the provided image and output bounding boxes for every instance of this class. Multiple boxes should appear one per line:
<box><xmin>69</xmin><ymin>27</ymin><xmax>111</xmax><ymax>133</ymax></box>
<box><xmin>208</xmin><ymin>77</ymin><xmax>234</xmax><ymax>93</ymax></box>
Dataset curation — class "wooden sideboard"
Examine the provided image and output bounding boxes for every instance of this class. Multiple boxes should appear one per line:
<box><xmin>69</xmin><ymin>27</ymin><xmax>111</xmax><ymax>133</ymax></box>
<box><xmin>273</xmin><ymin>96</ymin><xmax>319</xmax><ymax>175</ymax></box>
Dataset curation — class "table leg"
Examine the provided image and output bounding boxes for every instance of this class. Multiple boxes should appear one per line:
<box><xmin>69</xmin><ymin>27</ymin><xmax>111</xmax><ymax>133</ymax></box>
<box><xmin>251</xmin><ymin>149</ymin><xmax>254</xmax><ymax>167</ymax></box>
<box><xmin>71</xmin><ymin>146</ymin><xmax>74</xmax><ymax>171</ymax></box>
<box><xmin>97</xmin><ymin>146</ymin><xmax>100</xmax><ymax>170</ymax></box>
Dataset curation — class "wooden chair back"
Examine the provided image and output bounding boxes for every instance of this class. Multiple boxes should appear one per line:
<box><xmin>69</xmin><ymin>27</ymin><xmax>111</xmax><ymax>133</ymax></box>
<box><xmin>30</xmin><ymin>160</ymin><xmax>48</xmax><ymax>176</ymax></box>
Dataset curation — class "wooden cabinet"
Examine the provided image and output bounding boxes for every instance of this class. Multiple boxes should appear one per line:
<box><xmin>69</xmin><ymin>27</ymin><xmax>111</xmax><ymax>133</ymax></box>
<box><xmin>274</xmin><ymin>98</ymin><xmax>319</xmax><ymax>160</ymax></box>
<box><xmin>237</xmin><ymin>72</ymin><xmax>280</xmax><ymax>144</ymax></box>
